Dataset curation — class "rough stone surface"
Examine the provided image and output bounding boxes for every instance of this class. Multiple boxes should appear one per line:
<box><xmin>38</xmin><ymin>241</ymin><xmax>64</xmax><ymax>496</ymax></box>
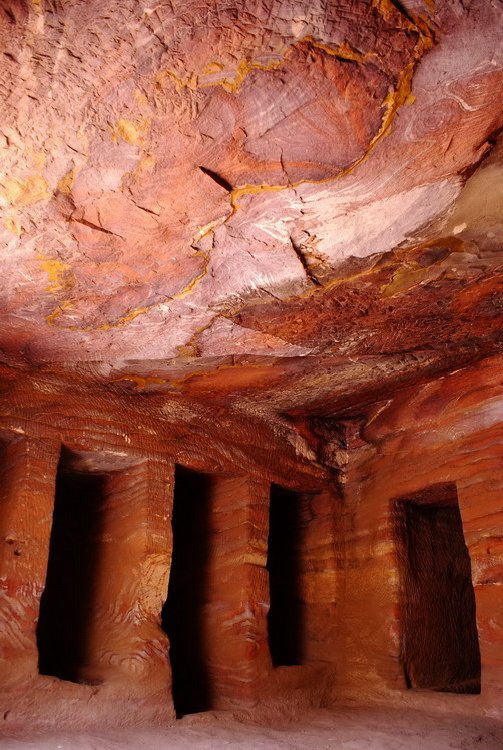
<box><xmin>0</xmin><ymin>0</ymin><xmax>502</xmax><ymax>739</ymax></box>
<box><xmin>0</xmin><ymin>355</ymin><xmax>501</xmax><ymax>730</ymax></box>
<box><xmin>0</xmin><ymin>0</ymin><xmax>501</xmax><ymax>381</ymax></box>
<box><xmin>2</xmin><ymin>708</ymin><xmax>503</xmax><ymax>750</ymax></box>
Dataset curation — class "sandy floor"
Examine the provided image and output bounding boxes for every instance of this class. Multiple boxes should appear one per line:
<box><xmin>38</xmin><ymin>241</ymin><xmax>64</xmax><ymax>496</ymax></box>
<box><xmin>1</xmin><ymin>708</ymin><xmax>502</xmax><ymax>750</ymax></box>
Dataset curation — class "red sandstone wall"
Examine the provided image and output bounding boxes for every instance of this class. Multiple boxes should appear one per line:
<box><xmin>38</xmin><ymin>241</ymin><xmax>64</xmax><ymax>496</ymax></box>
<box><xmin>329</xmin><ymin>356</ymin><xmax>503</xmax><ymax>719</ymax></box>
<box><xmin>0</xmin><ymin>443</ymin><xmax>176</xmax><ymax>728</ymax></box>
<box><xmin>0</xmin><ymin>357</ymin><xmax>501</xmax><ymax>728</ymax></box>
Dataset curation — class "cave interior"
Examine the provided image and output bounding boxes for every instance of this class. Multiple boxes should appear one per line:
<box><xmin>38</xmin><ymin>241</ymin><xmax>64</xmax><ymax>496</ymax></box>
<box><xmin>0</xmin><ymin>0</ymin><xmax>502</xmax><ymax>746</ymax></box>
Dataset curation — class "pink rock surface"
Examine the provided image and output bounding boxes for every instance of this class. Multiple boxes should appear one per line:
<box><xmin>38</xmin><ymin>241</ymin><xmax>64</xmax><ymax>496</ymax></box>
<box><xmin>0</xmin><ymin>0</ymin><xmax>501</xmax><ymax>738</ymax></box>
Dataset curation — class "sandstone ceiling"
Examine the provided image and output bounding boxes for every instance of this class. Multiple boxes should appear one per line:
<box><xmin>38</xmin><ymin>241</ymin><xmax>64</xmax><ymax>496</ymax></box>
<box><xmin>0</xmin><ymin>0</ymin><xmax>502</xmax><ymax>418</ymax></box>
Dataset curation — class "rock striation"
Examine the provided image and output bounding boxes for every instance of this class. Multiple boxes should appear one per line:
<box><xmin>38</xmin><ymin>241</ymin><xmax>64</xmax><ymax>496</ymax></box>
<box><xmin>0</xmin><ymin>0</ymin><xmax>501</xmax><ymax>734</ymax></box>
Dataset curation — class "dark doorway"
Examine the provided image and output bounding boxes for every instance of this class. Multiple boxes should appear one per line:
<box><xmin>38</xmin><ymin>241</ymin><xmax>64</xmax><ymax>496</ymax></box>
<box><xmin>162</xmin><ymin>467</ymin><xmax>213</xmax><ymax>717</ymax></box>
<box><xmin>37</xmin><ymin>452</ymin><xmax>106</xmax><ymax>683</ymax></box>
<box><xmin>267</xmin><ymin>484</ymin><xmax>305</xmax><ymax>667</ymax></box>
<box><xmin>394</xmin><ymin>483</ymin><xmax>481</xmax><ymax>693</ymax></box>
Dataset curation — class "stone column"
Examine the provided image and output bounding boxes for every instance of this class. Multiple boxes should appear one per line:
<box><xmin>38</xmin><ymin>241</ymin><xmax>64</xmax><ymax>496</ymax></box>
<box><xmin>301</xmin><ymin>488</ymin><xmax>340</xmax><ymax>665</ymax></box>
<box><xmin>318</xmin><ymin>418</ymin><xmax>404</xmax><ymax>701</ymax></box>
<box><xmin>0</xmin><ymin>435</ymin><xmax>60</xmax><ymax>686</ymax></box>
<box><xmin>82</xmin><ymin>459</ymin><xmax>174</xmax><ymax>699</ymax></box>
<box><xmin>206</xmin><ymin>475</ymin><xmax>271</xmax><ymax>709</ymax></box>
<box><xmin>458</xmin><ymin>459</ymin><xmax>503</xmax><ymax>711</ymax></box>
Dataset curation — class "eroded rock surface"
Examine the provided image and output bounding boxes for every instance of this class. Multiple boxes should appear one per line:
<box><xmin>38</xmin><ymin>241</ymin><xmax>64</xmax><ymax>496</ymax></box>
<box><xmin>0</xmin><ymin>0</ymin><xmax>501</xmax><ymax>383</ymax></box>
<box><xmin>0</xmin><ymin>0</ymin><xmax>502</xmax><ymax>736</ymax></box>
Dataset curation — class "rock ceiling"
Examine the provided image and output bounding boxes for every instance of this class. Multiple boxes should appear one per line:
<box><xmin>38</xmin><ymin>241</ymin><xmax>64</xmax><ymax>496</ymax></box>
<box><xmin>0</xmin><ymin>0</ymin><xmax>502</xmax><ymax>418</ymax></box>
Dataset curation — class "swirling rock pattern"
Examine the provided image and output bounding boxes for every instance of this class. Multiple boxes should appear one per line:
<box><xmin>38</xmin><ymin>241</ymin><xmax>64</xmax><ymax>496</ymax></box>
<box><xmin>0</xmin><ymin>0</ymin><xmax>502</xmax><ymax>734</ymax></box>
<box><xmin>0</xmin><ymin>0</ymin><xmax>501</xmax><ymax>373</ymax></box>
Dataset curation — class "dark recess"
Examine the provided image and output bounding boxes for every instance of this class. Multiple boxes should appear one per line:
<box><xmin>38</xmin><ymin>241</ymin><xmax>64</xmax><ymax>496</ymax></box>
<box><xmin>267</xmin><ymin>484</ymin><xmax>305</xmax><ymax>667</ymax></box>
<box><xmin>394</xmin><ymin>483</ymin><xmax>481</xmax><ymax>693</ymax></box>
<box><xmin>37</xmin><ymin>449</ymin><xmax>106</xmax><ymax>683</ymax></box>
<box><xmin>162</xmin><ymin>467</ymin><xmax>213</xmax><ymax>717</ymax></box>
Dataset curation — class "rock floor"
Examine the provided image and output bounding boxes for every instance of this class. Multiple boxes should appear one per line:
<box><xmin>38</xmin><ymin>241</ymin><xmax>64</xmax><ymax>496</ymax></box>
<box><xmin>1</xmin><ymin>707</ymin><xmax>502</xmax><ymax>750</ymax></box>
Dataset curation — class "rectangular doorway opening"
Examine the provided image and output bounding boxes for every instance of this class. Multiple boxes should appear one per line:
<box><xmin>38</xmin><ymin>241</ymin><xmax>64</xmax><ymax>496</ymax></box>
<box><xmin>162</xmin><ymin>467</ymin><xmax>213</xmax><ymax>717</ymax></box>
<box><xmin>37</xmin><ymin>448</ymin><xmax>106</xmax><ymax>683</ymax></box>
<box><xmin>394</xmin><ymin>482</ymin><xmax>481</xmax><ymax>693</ymax></box>
<box><xmin>267</xmin><ymin>484</ymin><xmax>306</xmax><ymax>667</ymax></box>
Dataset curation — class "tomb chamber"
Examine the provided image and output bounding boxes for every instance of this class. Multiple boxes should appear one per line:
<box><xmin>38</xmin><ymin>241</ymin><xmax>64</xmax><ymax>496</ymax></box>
<box><xmin>0</xmin><ymin>0</ymin><xmax>502</xmax><ymax>736</ymax></box>
<box><xmin>0</xmin><ymin>357</ymin><xmax>501</xmax><ymax>729</ymax></box>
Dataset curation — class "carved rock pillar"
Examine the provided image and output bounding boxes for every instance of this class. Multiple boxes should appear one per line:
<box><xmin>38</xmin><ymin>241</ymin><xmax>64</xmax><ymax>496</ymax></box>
<box><xmin>301</xmin><ymin>488</ymin><xmax>340</xmax><ymax>665</ymax></box>
<box><xmin>0</xmin><ymin>435</ymin><xmax>60</xmax><ymax>686</ymax></box>
<box><xmin>206</xmin><ymin>475</ymin><xmax>271</xmax><ymax>709</ymax></box>
<box><xmin>457</xmin><ymin>445</ymin><xmax>503</xmax><ymax>712</ymax></box>
<box><xmin>81</xmin><ymin>458</ymin><xmax>174</xmax><ymax>699</ymax></box>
